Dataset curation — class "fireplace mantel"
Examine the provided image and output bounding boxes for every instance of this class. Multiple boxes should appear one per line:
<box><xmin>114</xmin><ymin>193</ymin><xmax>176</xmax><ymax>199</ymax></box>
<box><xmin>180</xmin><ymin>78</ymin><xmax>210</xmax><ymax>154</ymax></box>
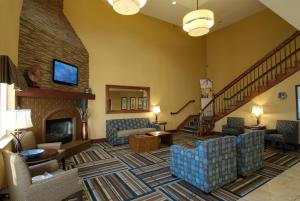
<box><xmin>16</xmin><ymin>88</ymin><xmax>96</xmax><ymax>100</ymax></box>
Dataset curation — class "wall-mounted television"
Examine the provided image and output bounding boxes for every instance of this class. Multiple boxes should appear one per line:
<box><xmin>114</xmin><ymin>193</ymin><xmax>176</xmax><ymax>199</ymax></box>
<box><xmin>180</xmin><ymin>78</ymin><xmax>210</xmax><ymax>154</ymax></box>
<box><xmin>53</xmin><ymin>59</ymin><xmax>78</xmax><ymax>86</ymax></box>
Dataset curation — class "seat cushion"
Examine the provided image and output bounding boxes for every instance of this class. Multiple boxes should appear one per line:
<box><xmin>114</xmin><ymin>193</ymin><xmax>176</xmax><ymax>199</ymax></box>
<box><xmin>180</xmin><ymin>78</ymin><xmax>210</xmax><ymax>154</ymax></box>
<box><xmin>117</xmin><ymin>128</ymin><xmax>156</xmax><ymax>137</ymax></box>
<box><xmin>265</xmin><ymin>134</ymin><xmax>284</xmax><ymax>142</ymax></box>
<box><xmin>222</xmin><ymin>128</ymin><xmax>240</xmax><ymax>136</ymax></box>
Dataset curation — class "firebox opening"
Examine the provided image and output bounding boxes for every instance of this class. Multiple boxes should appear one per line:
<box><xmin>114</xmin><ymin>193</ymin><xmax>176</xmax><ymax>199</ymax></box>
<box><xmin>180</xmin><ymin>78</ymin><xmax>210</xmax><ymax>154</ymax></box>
<box><xmin>45</xmin><ymin>118</ymin><xmax>73</xmax><ymax>144</ymax></box>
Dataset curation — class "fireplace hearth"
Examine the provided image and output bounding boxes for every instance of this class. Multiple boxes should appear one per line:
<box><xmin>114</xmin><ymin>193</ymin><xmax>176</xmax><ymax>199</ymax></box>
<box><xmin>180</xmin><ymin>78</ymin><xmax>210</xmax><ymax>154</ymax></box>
<box><xmin>46</xmin><ymin>118</ymin><xmax>74</xmax><ymax>144</ymax></box>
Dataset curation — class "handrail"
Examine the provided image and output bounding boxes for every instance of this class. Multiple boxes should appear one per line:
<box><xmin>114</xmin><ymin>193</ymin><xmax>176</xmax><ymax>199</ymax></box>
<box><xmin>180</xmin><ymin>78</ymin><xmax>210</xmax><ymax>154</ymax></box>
<box><xmin>200</xmin><ymin>31</ymin><xmax>300</xmax><ymax>114</ymax></box>
<box><xmin>215</xmin><ymin>31</ymin><xmax>300</xmax><ymax>98</ymax></box>
<box><xmin>223</xmin><ymin>48</ymin><xmax>300</xmax><ymax>100</ymax></box>
<box><xmin>171</xmin><ymin>100</ymin><xmax>195</xmax><ymax>115</ymax></box>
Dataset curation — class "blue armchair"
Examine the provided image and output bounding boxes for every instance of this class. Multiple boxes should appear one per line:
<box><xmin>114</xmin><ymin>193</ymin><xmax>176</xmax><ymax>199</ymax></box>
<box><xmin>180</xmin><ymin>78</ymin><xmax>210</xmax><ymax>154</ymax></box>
<box><xmin>264</xmin><ymin>120</ymin><xmax>299</xmax><ymax>149</ymax></box>
<box><xmin>222</xmin><ymin>117</ymin><xmax>245</xmax><ymax>136</ymax></box>
<box><xmin>106</xmin><ymin>118</ymin><xmax>160</xmax><ymax>145</ymax></box>
<box><xmin>236</xmin><ymin>131</ymin><xmax>264</xmax><ymax>176</ymax></box>
<box><xmin>170</xmin><ymin>136</ymin><xmax>237</xmax><ymax>193</ymax></box>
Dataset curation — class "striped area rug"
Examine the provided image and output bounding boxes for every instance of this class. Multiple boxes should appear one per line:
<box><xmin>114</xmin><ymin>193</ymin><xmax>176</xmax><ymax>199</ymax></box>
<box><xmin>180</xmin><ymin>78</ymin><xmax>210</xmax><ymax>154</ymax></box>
<box><xmin>83</xmin><ymin>171</ymin><xmax>152</xmax><ymax>201</ymax></box>
<box><xmin>67</xmin><ymin>133</ymin><xmax>300</xmax><ymax>201</ymax></box>
<box><xmin>77</xmin><ymin>158</ymin><xmax>129</xmax><ymax>178</ymax></box>
<box><xmin>119</xmin><ymin>153</ymin><xmax>164</xmax><ymax>168</ymax></box>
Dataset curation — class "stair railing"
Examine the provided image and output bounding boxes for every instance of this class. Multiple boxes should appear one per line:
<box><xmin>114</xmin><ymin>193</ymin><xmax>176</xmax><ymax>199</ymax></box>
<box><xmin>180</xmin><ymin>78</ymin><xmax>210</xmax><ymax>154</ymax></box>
<box><xmin>171</xmin><ymin>99</ymin><xmax>195</xmax><ymax>115</ymax></box>
<box><xmin>200</xmin><ymin>31</ymin><xmax>300</xmax><ymax>127</ymax></box>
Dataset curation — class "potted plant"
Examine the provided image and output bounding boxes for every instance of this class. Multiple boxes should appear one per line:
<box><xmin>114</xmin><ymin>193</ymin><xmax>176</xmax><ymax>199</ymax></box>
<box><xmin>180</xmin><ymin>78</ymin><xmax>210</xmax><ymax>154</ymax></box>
<box><xmin>76</xmin><ymin>98</ymin><xmax>89</xmax><ymax>140</ymax></box>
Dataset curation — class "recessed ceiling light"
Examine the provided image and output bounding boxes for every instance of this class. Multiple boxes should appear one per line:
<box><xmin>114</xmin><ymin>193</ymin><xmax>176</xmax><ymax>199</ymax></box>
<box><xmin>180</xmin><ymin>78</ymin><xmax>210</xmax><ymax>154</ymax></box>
<box><xmin>172</xmin><ymin>1</ymin><xmax>176</xmax><ymax>5</ymax></box>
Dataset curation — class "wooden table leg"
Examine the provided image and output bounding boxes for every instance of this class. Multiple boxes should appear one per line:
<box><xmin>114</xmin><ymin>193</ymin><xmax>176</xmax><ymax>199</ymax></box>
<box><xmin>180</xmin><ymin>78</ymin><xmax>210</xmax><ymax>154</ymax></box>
<box><xmin>161</xmin><ymin>135</ymin><xmax>173</xmax><ymax>145</ymax></box>
<box><xmin>62</xmin><ymin>158</ymin><xmax>66</xmax><ymax>170</ymax></box>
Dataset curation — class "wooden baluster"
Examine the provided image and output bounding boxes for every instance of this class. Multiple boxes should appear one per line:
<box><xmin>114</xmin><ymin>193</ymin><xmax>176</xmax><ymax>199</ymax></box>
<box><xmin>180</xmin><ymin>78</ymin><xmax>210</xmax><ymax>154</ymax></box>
<box><xmin>296</xmin><ymin>37</ymin><xmax>299</xmax><ymax>61</ymax></box>
<box><xmin>279</xmin><ymin>48</ymin><xmax>282</xmax><ymax>74</ymax></box>
<box><xmin>284</xmin><ymin>45</ymin><xmax>288</xmax><ymax>71</ymax></box>
<box><xmin>289</xmin><ymin>42</ymin><xmax>292</xmax><ymax>67</ymax></box>
<box><xmin>294</xmin><ymin>38</ymin><xmax>297</xmax><ymax>66</ymax></box>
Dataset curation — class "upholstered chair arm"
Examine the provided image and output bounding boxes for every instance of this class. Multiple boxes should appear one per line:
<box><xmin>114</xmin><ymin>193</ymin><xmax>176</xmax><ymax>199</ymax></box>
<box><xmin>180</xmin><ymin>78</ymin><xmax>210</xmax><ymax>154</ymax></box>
<box><xmin>195</xmin><ymin>140</ymin><xmax>202</xmax><ymax>147</ymax></box>
<box><xmin>37</xmin><ymin>142</ymin><xmax>62</xmax><ymax>150</ymax></box>
<box><xmin>106</xmin><ymin>127</ymin><xmax>118</xmax><ymax>141</ymax></box>
<box><xmin>222</xmin><ymin>124</ymin><xmax>229</xmax><ymax>129</ymax></box>
<box><xmin>29</xmin><ymin>160</ymin><xmax>59</xmax><ymax>177</ymax></box>
<box><xmin>28</xmin><ymin>168</ymin><xmax>81</xmax><ymax>201</ymax></box>
<box><xmin>265</xmin><ymin>129</ymin><xmax>278</xmax><ymax>134</ymax></box>
<box><xmin>170</xmin><ymin>145</ymin><xmax>197</xmax><ymax>176</ymax></box>
<box><xmin>149</xmin><ymin>123</ymin><xmax>161</xmax><ymax>131</ymax></box>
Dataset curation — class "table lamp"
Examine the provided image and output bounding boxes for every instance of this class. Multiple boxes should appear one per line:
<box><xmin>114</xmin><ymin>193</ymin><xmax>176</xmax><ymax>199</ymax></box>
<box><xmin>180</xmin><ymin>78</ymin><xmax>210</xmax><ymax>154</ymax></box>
<box><xmin>251</xmin><ymin>105</ymin><xmax>263</xmax><ymax>125</ymax></box>
<box><xmin>153</xmin><ymin>105</ymin><xmax>161</xmax><ymax>123</ymax></box>
<box><xmin>6</xmin><ymin>109</ymin><xmax>33</xmax><ymax>152</ymax></box>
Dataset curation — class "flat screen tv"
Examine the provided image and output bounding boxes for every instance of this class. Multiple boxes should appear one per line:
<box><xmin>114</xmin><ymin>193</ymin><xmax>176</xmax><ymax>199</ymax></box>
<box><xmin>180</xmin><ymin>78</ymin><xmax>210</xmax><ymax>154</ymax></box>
<box><xmin>53</xmin><ymin>59</ymin><xmax>78</xmax><ymax>86</ymax></box>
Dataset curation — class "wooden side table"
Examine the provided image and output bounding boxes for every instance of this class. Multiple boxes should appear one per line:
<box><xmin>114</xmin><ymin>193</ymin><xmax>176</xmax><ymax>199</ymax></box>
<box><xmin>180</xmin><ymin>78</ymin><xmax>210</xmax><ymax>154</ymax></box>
<box><xmin>152</xmin><ymin>121</ymin><xmax>167</xmax><ymax>131</ymax></box>
<box><xmin>25</xmin><ymin>148</ymin><xmax>59</xmax><ymax>166</ymax></box>
<box><xmin>147</xmin><ymin>131</ymin><xmax>174</xmax><ymax>146</ymax></box>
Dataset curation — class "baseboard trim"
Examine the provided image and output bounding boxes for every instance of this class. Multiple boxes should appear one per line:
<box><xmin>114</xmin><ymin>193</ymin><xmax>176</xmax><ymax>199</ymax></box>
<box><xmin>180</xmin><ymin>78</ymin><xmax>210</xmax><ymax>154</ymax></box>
<box><xmin>91</xmin><ymin>138</ymin><xmax>107</xmax><ymax>143</ymax></box>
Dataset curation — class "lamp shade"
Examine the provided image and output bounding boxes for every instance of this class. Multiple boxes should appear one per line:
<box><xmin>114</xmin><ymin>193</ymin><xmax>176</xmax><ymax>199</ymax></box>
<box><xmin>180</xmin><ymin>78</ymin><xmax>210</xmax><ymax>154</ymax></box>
<box><xmin>153</xmin><ymin>105</ymin><xmax>161</xmax><ymax>114</ymax></box>
<box><xmin>107</xmin><ymin>0</ymin><xmax>147</xmax><ymax>15</ymax></box>
<box><xmin>183</xmin><ymin>9</ymin><xmax>214</xmax><ymax>37</ymax></box>
<box><xmin>6</xmin><ymin>109</ymin><xmax>33</xmax><ymax>131</ymax></box>
<box><xmin>251</xmin><ymin>105</ymin><xmax>263</xmax><ymax>117</ymax></box>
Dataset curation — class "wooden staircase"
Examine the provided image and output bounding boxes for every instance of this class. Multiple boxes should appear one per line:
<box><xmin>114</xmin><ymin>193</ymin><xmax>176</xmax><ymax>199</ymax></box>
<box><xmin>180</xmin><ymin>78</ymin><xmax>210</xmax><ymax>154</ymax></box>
<box><xmin>177</xmin><ymin>114</ymin><xmax>200</xmax><ymax>134</ymax></box>
<box><xmin>197</xmin><ymin>31</ymin><xmax>300</xmax><ymax>136</ymax></box>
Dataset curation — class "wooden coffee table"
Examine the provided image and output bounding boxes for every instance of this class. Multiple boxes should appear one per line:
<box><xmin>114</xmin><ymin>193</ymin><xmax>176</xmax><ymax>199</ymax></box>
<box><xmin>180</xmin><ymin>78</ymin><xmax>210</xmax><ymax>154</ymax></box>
<box><xmin>128</xmin><ymin>134</ymin><xmax>159</xmax><ymax>153</ymax></box>
<box><xmin>25</xmin><ymin>148</ymin><xmax>59</xmax><ymax>166</ymax></box>
<box><xmin>147</xmin><ymin>131</ymin><xmax>174</xmax><ymax>146</ymax></box>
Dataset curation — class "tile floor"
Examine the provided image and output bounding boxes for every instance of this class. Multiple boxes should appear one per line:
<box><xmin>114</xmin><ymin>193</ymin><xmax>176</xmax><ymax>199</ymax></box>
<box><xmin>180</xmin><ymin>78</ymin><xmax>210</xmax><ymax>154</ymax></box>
<box><xmin>239</xmin><ymin>163</ymin><xmax>300</xmax><ymax>201</ymax></box>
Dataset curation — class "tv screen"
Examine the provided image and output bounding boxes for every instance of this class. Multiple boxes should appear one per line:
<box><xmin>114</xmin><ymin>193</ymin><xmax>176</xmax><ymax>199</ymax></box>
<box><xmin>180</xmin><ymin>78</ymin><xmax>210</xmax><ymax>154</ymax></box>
<box><xmin>53</xmin><ymin>59</ymin><xmax>78</xmax><ymax>86</ymax></box>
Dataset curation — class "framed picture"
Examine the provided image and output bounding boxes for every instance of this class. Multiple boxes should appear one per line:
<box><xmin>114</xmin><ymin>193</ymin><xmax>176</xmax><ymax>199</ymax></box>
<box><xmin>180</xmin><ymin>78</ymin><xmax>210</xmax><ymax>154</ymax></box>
<box><xmin>138</xmin><ymin>97</ymin><xmax>143</xmax><ymax>109</ymax></box>
<box><xmin>130</xmin><ymin>97</ymin><xmax>136</xmax><ymax>110</ymax></box>
<box><xmin>142</xmin><ymin>98</ymin><xmax>148</xmax><ymax>110</ymax></box>
<box><xmin>296</xmin><ymin>85</ymin><xmax>300</xmax><ymax>120</ymax></box>
<box><xmin>121</xmin><ymin>97</ymin><xmax>127</xmax><ymax>110</ymax></box>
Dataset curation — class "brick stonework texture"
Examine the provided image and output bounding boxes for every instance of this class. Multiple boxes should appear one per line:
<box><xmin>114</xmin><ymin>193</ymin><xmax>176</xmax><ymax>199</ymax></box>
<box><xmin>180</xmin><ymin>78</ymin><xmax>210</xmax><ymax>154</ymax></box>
<box><xmin>18</xmin><ymin>0</ymin><xmax>89</xmax><ymax>142</ymax></box>
<box><xmin>18</xmin><ymin>0</ymin><xmax>89</xmax><ymax>92</ymax></box>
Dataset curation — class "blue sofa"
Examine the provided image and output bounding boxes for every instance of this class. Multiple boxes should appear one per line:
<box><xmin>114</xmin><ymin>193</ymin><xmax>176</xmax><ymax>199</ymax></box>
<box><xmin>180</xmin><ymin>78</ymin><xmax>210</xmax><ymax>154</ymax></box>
<box><xmin>106</xmin><ymin>118</ymin><xmax>160</xmax><ymax>145</ymax></box>
<box><xmin>170</xmin><ymin>136</ymin><xmax>237</xmax><ymax>193</ymax></box>
<box><xmin>236</xmin><ymin>131</ymin><xmax>264</xmax><ymax>176</ymax></box>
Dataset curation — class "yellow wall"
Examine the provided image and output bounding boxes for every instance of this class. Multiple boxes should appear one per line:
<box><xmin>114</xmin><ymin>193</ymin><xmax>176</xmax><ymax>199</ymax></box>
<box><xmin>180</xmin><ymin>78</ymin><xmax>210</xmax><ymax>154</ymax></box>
<box><xmin>0</xmin><ymin>0</ymin><xmax>23</xmax><ymax>190</ymax></box>
<box><xmin>64</xmin><ymin>0</ymin><xmax>207</xmax><ymax>138</ymax></box>
<box><xmin>207</xmin><ymin>10</ymin><xmax>296</xmax><ymax>91</ymax></box>
<box><xmin>214</xmin><ymin>71</ymin><xmax>300</xmax><ymax>143</ymax></box>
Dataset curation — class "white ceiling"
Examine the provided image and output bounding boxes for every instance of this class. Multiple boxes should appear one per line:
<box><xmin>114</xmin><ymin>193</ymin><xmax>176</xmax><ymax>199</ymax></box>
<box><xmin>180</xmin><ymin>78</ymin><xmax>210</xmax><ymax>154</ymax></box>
<box><xmin>140</xmin><ymin>0</ymin><xmax>266</xmax><ymax>32</ymax></box>
<box><xmin>259</xmin><ymin>0</ymin><xmax>300</xmax><ymax>30</ymax></box>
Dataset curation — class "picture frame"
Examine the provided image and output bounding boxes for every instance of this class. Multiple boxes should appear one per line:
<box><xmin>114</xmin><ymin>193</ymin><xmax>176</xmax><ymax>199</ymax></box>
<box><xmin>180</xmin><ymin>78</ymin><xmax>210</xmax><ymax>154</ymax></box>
<box><xmin>121</xmin><ymin>97</ymin><xmax>127</xmax><ymax>110</ymax></box>
<box><xmin>130</xmin><ymin>97</ymin><xmax>136</xmax><ymax>110</ymax></box>
<box><xmin>142</xmin><ymin>98</ymin><xmax>148</xmax><ymax>110</ymax></box>
<box><xmin>138</xmin><ymin>97</ymin><xmax>143</xmax><ymax>109</ymax></box>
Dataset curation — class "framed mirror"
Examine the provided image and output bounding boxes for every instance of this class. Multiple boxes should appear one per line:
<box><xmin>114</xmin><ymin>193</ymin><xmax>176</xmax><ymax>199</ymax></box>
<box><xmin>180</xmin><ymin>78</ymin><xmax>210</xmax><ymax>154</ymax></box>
<box><xmin>106</xmin><ymin>85</ymin><xmax>150</xmax><ymax>114</ymax></box>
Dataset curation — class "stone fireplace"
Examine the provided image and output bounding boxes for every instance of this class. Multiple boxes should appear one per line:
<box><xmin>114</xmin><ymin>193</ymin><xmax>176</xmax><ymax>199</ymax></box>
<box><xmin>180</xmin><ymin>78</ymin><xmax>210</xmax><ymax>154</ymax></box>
<box><xmin>18</xmin><ymin>96</ymin><xmax>82</xmax><ymax>143</ymax></box>
<box><xmin>16</xmin><ymin>0</ymin><xmax>92</xmax><ymax>145</ymax></box>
